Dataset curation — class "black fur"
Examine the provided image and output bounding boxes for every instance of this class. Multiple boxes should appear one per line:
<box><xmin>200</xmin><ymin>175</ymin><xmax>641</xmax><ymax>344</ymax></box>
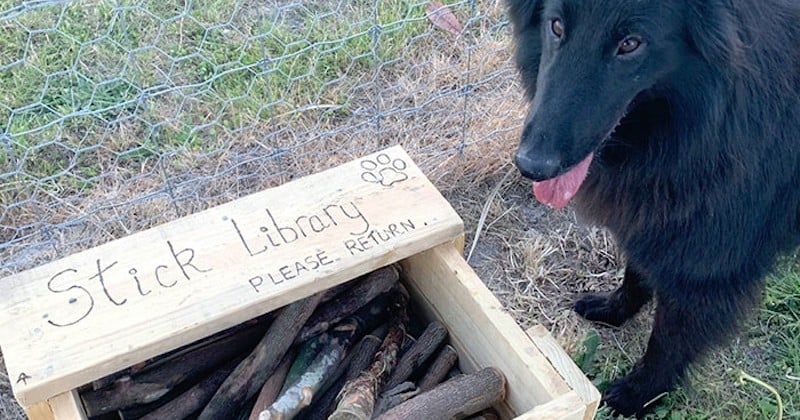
<box><xmin>506</xmin><ymin>0</ymin><xmax>800</xmax><ymax>416</ymax></box>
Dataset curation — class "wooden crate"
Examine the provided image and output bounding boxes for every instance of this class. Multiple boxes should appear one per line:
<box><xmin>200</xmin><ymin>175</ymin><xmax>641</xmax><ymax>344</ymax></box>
<box><xmin>0</xmin><ymin>146</ymin><xmax>599</xmax><ymax>419</ymax></box>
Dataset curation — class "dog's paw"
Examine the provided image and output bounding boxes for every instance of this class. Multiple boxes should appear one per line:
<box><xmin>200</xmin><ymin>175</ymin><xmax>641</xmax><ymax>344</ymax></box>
<box><xmin>573</xmin><ymin>292</ymin><xmax>631</xmax><ymax>327</ymax></box>
<box><xmin>603</xmin><ymin>377</ymin><xmax>644</xmax><ymax>418</ymax></box>
<box><xmin>603</xmin><ymin>374</ymin><xmax>668</xmax><ymax>419</ymax></box>
<box><xmin>360</xmin><ymin>153</ymin><xmax>409</xmax><ymax>187</ymax></box>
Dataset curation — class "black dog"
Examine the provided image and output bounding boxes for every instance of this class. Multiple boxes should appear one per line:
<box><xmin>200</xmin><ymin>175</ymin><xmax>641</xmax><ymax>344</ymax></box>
<box><xmin>506</xmin><ymin>0</ymin><xmax>800</xmax><ymax>416</ymax></box>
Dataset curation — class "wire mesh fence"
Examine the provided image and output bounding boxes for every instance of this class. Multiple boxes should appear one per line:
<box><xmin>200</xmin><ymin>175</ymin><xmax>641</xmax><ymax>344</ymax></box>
<box><xmin>0</xmin><ymin>0</ymin><xmax>524</xmax><ymax>281</ymax></box>
<box><xmin>1</xmin><ymin>2</ymin><xmax>527</xmax><ymax>415</ymax></box>
<box><xmin>6</xmin><ymin>3</ymin><xmax>799</xmax><ymax>418</ymax></box>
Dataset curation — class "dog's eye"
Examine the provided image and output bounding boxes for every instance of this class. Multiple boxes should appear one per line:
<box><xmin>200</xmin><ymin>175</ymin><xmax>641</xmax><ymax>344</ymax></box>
<box><xmin>617</xmin><ymin>36</ymin><xmax>642</xmax><ymax>55</ymax></box>
<box><xmin>550</xmin><ymin>18</ymin><xmax>565</xmax><ymax>39</ymax></box>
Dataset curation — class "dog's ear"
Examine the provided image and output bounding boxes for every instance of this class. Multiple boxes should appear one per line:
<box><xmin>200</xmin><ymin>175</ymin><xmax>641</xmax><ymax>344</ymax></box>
<box><xmin>506</xmin><ymin>0</ymin><xmax>543</xmax><ymax>99</ymax></box>
<box><xmin>686</xmin><ymin>0</ymin><xmax>744</xmax><ymax>70</ymax></box>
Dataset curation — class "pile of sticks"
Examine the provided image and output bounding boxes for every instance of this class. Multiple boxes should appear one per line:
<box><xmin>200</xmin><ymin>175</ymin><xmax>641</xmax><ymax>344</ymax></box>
<box><xmin>80</xmin><ymin>265</ymin><xmax>507</xmax><ymax>420</ymax></box>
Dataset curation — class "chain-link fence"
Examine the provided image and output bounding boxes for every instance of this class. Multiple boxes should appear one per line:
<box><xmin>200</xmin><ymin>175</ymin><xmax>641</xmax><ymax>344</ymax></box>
<box><xmin>1</xmin><ymin>0</ymin><xmax>524</xmax><ymax>277</ymax></box>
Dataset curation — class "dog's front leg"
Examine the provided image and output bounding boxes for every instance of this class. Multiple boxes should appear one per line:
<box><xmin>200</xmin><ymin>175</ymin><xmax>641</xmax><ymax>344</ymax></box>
<box><xmin>602</xmin><ymin>281</ymin><xmax>759</xmax><ymax>417</ymax></box>
<box><xmin>573</xmin><ymin>265</ymin><xmax>653</xmax><ymax>327</ymax></box>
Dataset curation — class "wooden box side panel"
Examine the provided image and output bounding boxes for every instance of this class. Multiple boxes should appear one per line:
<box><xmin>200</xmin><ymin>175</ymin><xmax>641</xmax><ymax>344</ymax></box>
<box><xmin>527</xmin><ymin>326</ymin><xmax>600</xmax><ymax>420</ymax></box>
<box><xmin>25</xmin><ymin>390</ymin><xmax>86</xmax><ymax>420</ymax></box>
<box><xmin>515</xmin><ymin>391</ymin><xmax>587</xmax><ymax>420</ymax></box>
<box><xmin>39</xmin><ymin>245</ymin><xmax>598</xmax><ymax>420</ymax></box>
<box><xmin>400</xmin><ymin>243</ymin><xmax>572</xmax><ymax>416</ymax></box>
<box><xmin>0</xmin><ymin>146</ymin><xmax>463</xmax><ymax>405</ymax></box>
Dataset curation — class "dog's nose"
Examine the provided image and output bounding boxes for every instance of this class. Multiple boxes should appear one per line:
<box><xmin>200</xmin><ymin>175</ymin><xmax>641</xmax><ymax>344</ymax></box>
<box><xmin>514</xmin><ymin>152</ymin><xmax>561</xmax><ymax>181</ymax></box>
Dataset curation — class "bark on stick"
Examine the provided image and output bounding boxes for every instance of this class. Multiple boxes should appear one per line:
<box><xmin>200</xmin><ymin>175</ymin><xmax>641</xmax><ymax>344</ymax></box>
<box><xmin>417</xmin><ymin>344</ymin><xmax>458</xmax><ymax>392</ymax></box>
<box><xmin>82</xmin><ymin>322</ymin><xmax>267</xmax><ymax>416</ymax></box>
<box><xmin>376</xmin><ymin>367</ymin><xmax>506</xmax><ymax>420</ymax></box>
<box><xmin>247</xmin><ymin>351</ymin><xmax>295</xmax><ymax>420</ymax></box>
<box><xmin>197</xmin><ymin>293</ymin><xmax>324</xmax><ymax>420</ymax></box>
<box><xmin>329</xmin><ymin>293</ymin><xmax>408</xmax><ymax>420</ymax></box>
<box><xmin>296</xmin><ymin>266</ymin><xmax>399</xmax><ymax>343</ymax></box>
<box><xmin>384</xmin><ymin>321</ymin><xmax>448</xmax><ymax>390</ymax></box>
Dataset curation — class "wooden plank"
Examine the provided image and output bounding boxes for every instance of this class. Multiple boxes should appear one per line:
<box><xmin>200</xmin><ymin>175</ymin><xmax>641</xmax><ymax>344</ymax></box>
<box><xmin>24</xmin><ymin>400</ymin><xmax>53</xmax><ymax>420</ymax></box>
<box><xmin>514</xmin><ymin>391</ymin><xmax>586</xmax><ymax>420</ymax></box>
<box><xmin>400</xmin><ymin>243</ymin><xmax>571</xmax><ymax>416</ymax></box>
<box><xmin>48</xmin><ymin>390</ymin><xmax>87</xmax><ymax>420</ymax></box>
<box><xmin>526</xmin><ymin>325</ymin><xmax>601</xmax><ymax>420</ymax></box>
<box><xmin>0</xmin><ymin>146</ymin><xmax>464</xmax><ymax>406</ymax></box>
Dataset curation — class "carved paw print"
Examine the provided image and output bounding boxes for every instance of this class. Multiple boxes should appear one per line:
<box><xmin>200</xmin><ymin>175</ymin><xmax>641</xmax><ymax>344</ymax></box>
<box><xmin>360</xmin><ymin>153</ymin><xmax>409</xmax><ymax>187</ymax></box>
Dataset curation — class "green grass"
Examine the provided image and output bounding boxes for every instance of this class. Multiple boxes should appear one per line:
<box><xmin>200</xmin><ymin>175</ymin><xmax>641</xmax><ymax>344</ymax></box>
<box><xmin>576</xmin><ymin>258</ymin><xmax>800</xmax><ymax>419</ymax></box>
<box><xmin>0</xmin><ymin>0</ymin><xmax>467</xmax><ymax>188</ymax></box>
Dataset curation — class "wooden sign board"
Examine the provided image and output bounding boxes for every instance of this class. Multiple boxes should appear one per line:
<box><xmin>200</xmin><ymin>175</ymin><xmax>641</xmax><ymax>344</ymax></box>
<box><xmin>0</xmin><ymin>146</ymin><xmax>463</xmax><ymax>406</ymax></box>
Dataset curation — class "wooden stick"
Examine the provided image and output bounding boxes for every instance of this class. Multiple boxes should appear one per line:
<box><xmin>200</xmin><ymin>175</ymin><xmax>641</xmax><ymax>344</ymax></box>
<box><xmin>376</xmin><ymin>390</ymin><xmax>417</xmax><ymax>412</ymax></box>
<box><xmin>317</xmin><ymin>328</ymin><xmax>386</xmax><ymax>400</ymax></box>
<box><xmin>417</xmin><ymin>344</ymin><xmax>458</xmax><ymax>392</ymax></box>
<box><xmin>198</xmin><ymin>292</ymin><xmax>325</xmax><ymax>420</ymax></box>
<box><xmin>399</xmin><ymin>334</ymin><xmax>416</xmax><ymax>357</ymax></box>
<box><xmin>259</xmin><ymin>335</ymin><xmax>346</xmax><ymax>419</ymax></box>
<box><xmin>329</xmin><ymin>293</ymin><xmax>408</xmax><ymax>420</ymax></box>
<box><xmin>138</xmin><ymin>358</ymin><xmax>241</xmax><ymax>420</ymax></box>
<box><xmin>92</xmin><ymin>316</ymin><xmax>270</xmax><ymax>391</ymax></box>
<box><xmin>92</xmin><ymin>362</ymin><xmax>144</xmax><ymax>392</ymax></box>
<box><xmin>343</xmin><ymin>334</ymin><xmax>384</xmax><ymax>383</ymax></box>
<box><xmin>259</xmin><ymin>293</ymin><xmax>392</xmax><ymax>420</ymax></box>
<box><xmin>303</xmin><ymin>333</ymin><xmax>384</xmax><ymax>420</ymax></box>
<box><xmin>375</xmin><ymin>367</ymin><xmax>506</xmax><ymax>420</ymax></box>
<box><xmin>447</xmin><ymin>366</ymin><xmax>463</xmax><ymax>380</ymax></box>
<box><xmin>247</xmin><ymin>351</ymin><xmax>295</xmax><ymax>420</ymax></box>
<box><xmin>279</xmin><ymin>337</ymin><xmax>324</xmax><ymax>395</ymax></box>
<box><xmin>320</xmin><ymin>279</ymin><xmax>358</xmax><ymax>303</ymax></box>
<box><xmin>384</xmin><ymin>321</ymin><xmax>448</xmax><ymax>390</ymax></box>
<box><xmin>82</xmin><ymin>322</ymin><xmax>268</xmax><ymax>416</ymax></box>
<box><xmin>302</xmin><ymin>375</ymin><xmax>346</xmax><ymax>420</ymax></box>
<box><xmin>373</xmin><ymin>384</ymin><xmax>419</xmax><ymax>416</ymax></box>
<box><xmin>296</xmin><ymin>265</ymin><xmax>399</xmax><ymax>343</ymax></box>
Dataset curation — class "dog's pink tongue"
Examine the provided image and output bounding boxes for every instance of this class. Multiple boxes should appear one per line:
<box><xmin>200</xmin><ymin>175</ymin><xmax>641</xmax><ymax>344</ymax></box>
<box><xmin>533</xmin><ymin>153</ymin><xmax>594</xmax><ymax>209</ymax></box>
